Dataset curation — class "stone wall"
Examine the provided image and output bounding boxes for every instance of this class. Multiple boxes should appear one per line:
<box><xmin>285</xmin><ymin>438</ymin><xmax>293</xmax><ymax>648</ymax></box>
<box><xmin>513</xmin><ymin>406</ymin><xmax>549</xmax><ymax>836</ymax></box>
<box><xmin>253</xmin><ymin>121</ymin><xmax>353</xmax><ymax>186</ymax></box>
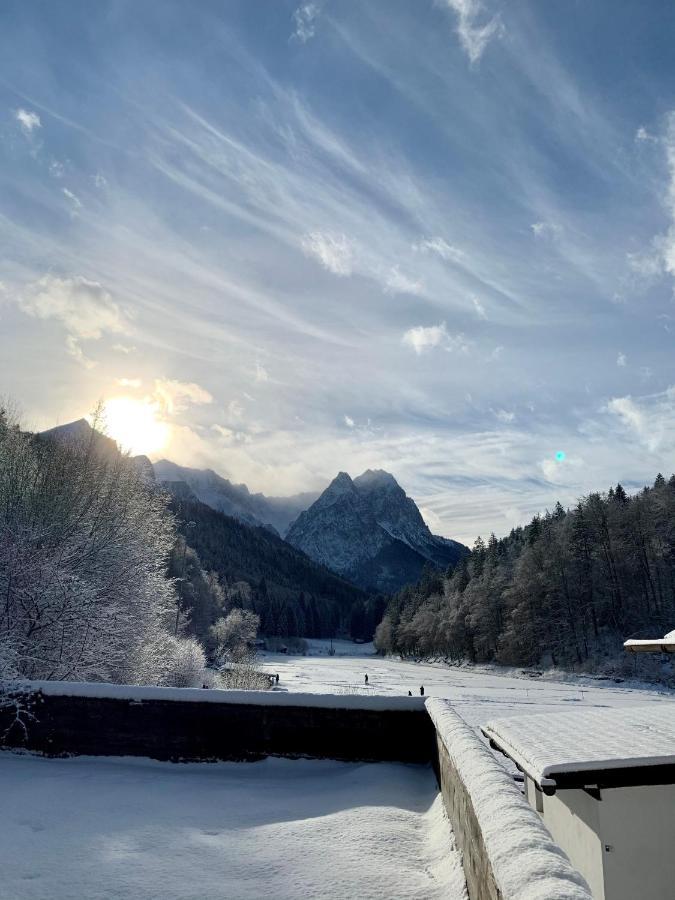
<box><xmin>434</xmin><ymin>732</ymin><xmax>503</xmax><ymax>900</ymax></box>
<box><xmin>427</xmin><ymin>699</ymin><xmax>593</xmax><ymax>900</ymax></box>
<box><xmin>0</xmin><ymin>686</ymin><xmax>435</xmax><ymax>764</ymax></box>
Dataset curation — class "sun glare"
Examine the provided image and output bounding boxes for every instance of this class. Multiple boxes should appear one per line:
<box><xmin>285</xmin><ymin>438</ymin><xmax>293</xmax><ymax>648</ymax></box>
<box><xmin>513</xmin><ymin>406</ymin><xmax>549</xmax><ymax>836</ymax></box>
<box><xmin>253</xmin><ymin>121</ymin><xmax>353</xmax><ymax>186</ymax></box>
<box><xmin>101</xmin><ymin>396</ymin><xmax>169</xmax><ymax>456</ymax></box>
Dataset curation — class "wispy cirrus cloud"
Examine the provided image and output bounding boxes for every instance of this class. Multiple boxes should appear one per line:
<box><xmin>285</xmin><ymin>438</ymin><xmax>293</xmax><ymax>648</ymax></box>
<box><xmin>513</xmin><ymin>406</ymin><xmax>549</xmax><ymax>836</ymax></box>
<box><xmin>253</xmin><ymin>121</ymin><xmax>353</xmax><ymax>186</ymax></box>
<box><xmin>471</xmin><ymin>295</ymin><xmax>487</xmax><ymax>319</ymax></box>
<box><xmin>62</xmin><ymin>187</ymin><xmax>82</xmax><ymax>214</ymax></box>
<box><xmin>14</xmin><ymin>107</ymin><xmax>41</xmax><ymax>134</ymax></box>
<box><xmin>4</xmin><ymin>2</ymin><xmax>675</xmax><ymax>543</ymax></box>
<box><xmin>18</xmin><ymin>276</ymin><xmax>129</xmax><ymax>367</ymax></box>
<box><xmin>153</xmin><ymin>378</ymin><xmax>213</xmax><ymax>414</ymax></box>
<box><xmin>384</xmin><ymin>266</ymin><xmax>423</xmax><ymax>296</ymax></box>
<box><xmin>402</xmin><ymin>322</ymin><xmax>468</xmax><ymax>355</ymax></box>
<box><xmin>531</xmin><ymin>221</ymin><xmax>562</xmax><ymax>240</ymax></box>
<box><xmin>301</xmin><ymin>231</ymin><xmax>354</xmax><ymax>275</ymax></box>
<box><xmin>635</xmin><ymin>125</ymin><xmax>657</xmax><ymax>144</ymax></box>
<box><xmin>438</xmin><ymin>0</ymin><xmax>503</xmax><ymax>64</ymax></box>
<box><xmin>606</xmin><ymin>395</ymin><xmax>656</xmax><ymax>450</ymax></box>
<box><xmin>413</xmin><ymin>236</ymin><xmax>465</xmax><ymax>263</ymax></box>
<box><xmin>291</xmin><ymin>3</ymin><xmax>320</xmax><ymax>43</ymax></box>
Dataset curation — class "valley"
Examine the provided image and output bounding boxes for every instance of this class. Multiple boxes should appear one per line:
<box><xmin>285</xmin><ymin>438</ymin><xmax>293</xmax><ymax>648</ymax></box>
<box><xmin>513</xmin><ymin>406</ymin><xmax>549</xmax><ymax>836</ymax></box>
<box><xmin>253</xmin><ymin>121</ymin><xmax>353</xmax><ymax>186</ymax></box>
<box><xmin>259</xmin><ymin>640</ymin><xmax>671</xmax><ymax>727</ymax></box>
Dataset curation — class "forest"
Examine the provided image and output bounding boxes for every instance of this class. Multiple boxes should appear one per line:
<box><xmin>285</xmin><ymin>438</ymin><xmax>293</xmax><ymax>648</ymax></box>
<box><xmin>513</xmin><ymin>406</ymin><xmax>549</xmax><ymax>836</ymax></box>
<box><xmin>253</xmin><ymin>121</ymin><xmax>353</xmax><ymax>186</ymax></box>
<box><xmin>376</xmin><ymin>475</ymin><xmax>675</xmax><ymax>679</ymax></box>
<box><xmin>170</xmin><ymin>497</ymin><xmax>386</xmax><ymax>645</ymax></box>
<box><xmin>0</xmin><ymin>409</ymin><xmax>269</xmax><ymax>692</ymax></box>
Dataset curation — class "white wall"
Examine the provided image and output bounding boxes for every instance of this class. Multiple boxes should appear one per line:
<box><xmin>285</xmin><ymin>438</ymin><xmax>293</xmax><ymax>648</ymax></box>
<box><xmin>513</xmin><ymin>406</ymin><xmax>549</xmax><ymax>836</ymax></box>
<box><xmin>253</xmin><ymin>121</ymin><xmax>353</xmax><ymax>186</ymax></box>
<box><xmin>599</xmin><ymin>784</ymin><xmax>675</xmax><ymax>900</ymax></box>
<box><xmin>525</xmin><ymin>777</ymin><xmax>605</xmax><ymax>899</ymax></box>
<box><xmin>524</xmin><ymin>776</ymin><xmax>675</xmax><ymax>900</ymax></box>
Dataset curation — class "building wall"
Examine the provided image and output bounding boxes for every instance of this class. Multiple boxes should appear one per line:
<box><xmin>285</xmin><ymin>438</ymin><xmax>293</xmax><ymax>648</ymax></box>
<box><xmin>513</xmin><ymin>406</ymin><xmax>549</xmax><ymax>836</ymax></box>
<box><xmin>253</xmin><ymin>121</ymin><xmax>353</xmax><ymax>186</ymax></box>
<box><xmin>599</xmin><ymin>784</ymin><xmax>675</xmax><ymax>900</ymax></box>
<box><xmin>526</xmin><ymin>778</ymin><xmax>604</xmax><ymax>899</ymax></box>
<box><xmin>526</xmin><ymin>777</ymin><xmax>675</xmax><ymax>900</ymax></box>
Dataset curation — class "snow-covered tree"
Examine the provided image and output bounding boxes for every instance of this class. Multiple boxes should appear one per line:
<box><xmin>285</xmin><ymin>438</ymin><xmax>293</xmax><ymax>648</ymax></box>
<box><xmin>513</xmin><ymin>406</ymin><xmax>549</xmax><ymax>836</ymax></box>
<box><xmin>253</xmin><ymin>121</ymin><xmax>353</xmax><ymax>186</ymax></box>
<box><xmin>210</xmin><ymin>608</ymin><xmax>259</xmax><ymax>664</ymax></box>
<box><xmin>153</xmin><ymin>635</ymin><xmax>207</xmax><ymax>688</ymax></box>
<box><xmin>0</xmin><ymin>408</ymin><xmax>195</xmax><ymax>684</ymax></box>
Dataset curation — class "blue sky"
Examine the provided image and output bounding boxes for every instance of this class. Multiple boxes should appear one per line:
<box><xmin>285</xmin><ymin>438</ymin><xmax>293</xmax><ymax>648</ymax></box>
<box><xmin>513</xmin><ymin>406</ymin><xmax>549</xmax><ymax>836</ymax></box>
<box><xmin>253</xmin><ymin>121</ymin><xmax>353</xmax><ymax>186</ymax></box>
<box><xmin>2</xmin><ymin>0</ymin><xmax>675</xmax><ymax>544</ymax></box>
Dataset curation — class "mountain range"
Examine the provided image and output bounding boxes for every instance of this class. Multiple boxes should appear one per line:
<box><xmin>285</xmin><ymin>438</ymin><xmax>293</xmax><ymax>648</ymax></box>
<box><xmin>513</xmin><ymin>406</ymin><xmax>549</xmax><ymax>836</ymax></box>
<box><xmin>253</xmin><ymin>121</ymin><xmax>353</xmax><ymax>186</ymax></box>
<box><xmin>153</xmin><ymin>459</ymin><xmax>319</xmax><ymax>535</ymax></box>
<box><xmin>41</xmin><ymin>419</ymin><xmax>467</xmax><ymax>594</ymax></box>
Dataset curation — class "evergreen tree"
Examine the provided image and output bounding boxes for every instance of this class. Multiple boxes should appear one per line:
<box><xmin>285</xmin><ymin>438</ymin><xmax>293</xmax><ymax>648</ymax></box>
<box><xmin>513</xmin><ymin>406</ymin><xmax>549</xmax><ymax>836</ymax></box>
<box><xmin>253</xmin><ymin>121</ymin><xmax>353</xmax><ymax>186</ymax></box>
<box><xmin>375</xmin><ymin>472</ymin><xmax>675</xmax><ymax>676</ymax></box>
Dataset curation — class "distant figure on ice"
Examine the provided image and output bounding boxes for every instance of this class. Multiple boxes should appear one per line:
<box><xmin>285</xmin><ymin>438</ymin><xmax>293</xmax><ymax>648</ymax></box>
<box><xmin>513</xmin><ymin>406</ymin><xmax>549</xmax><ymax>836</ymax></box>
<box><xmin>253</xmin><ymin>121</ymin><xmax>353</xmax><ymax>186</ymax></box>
<box><xmin>408</xmin><ymin>690</ymin><xmax>412</xmax><ymax>696</ymax></box>
<box><xmin>364</xmin><ymin>674</ymin><xmax>369</xmax><ymax>685</ymax></box>
<box><xmin>420</xmin><ymin>685</ymin><xmax>424</xmax><ymax>696</ymax></box>
<box><xmin>275</xmin><ymin>673</ymin><xmax>279</xmax><ymax>684</ymax></box>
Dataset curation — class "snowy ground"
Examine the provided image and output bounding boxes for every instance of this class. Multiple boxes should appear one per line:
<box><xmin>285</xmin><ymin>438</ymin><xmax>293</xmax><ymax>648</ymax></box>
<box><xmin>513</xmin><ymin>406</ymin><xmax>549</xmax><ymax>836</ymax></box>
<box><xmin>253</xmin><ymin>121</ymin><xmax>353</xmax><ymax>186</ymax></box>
<box><xmin>5</xmin><ymin>645</ymin><xmax>673</xmax><ymax>900</ymax></box>
<box><xmin>260</xmin><ymin>640</ymin><xmax>675</xmax><ymax>726</ymax></box>
<box><xmin>0</xmin><ymin>753</ymin><xmax>466</xmax><ymax>900</ymax></box>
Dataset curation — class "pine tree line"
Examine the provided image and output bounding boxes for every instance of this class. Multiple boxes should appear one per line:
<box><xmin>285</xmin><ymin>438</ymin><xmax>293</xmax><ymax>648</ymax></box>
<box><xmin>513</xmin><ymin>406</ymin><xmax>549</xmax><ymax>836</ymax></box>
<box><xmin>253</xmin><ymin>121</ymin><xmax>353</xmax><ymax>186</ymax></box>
<box><xmin>375</xmin><ymin>475</ymin><xmax>675</xmax><ymax>676</ymax></box>
<box><xmin>171</xmin><ymin>498</ymin><xmax>386</xmax><ymax>643</ymax></box>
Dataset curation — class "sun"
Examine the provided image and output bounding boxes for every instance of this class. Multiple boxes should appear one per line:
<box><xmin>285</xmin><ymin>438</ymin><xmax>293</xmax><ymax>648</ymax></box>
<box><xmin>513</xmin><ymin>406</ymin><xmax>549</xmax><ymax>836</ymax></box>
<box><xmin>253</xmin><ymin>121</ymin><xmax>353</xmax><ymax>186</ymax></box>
<box><xmin>101</xmin><ymin>396</ymin><xmax>169</xmax><ymax>456</ymax></box>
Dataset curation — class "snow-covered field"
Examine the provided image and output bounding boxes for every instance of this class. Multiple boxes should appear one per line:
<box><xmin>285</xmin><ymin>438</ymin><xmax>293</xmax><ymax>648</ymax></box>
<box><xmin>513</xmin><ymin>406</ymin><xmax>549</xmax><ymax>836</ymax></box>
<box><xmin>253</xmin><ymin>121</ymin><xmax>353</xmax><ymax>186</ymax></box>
<box><xmin>4</xmin><ymin>641</ymin><xmax>673</xmax><ymax>900</ymax></box>
<box><xmin>260</xmin><ymin>640</ymin><xmax>675</xmax><ymax>726</ymax></box>
<box><xmin>0</xmin><ymin>753</ymin><xmax>466</xmax><ymax>900</ymax></box>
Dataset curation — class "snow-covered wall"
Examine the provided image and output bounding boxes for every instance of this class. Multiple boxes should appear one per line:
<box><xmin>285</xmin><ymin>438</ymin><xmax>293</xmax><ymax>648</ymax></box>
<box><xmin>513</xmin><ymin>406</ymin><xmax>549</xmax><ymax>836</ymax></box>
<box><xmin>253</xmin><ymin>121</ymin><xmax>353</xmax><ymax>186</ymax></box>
<box><xmin>0</xmin><ymin>682</ymin><xmax>434</xmax><ymax>765</ymax></box>
<box><xmin>426</xmin><ymin>699</ymin><xmax>592</xmax><ymax>900</ymax></box>
<box><xmin>19</xmin><ymin>680</ymin><xmax>426</xmax><ymax>711</ymax></box>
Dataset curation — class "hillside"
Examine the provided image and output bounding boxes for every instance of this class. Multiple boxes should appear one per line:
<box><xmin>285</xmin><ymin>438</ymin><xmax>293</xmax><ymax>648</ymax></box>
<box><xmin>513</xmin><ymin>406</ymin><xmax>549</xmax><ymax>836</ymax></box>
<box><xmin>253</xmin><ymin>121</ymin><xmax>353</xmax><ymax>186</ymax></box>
<box><xmin>376</xmin><ymin>474</ymin><xmax>675</xmax><ymax>683</ymax></box>
<box><xmin>171</xmin><ymin>497</ymin><xmax>384</xmax><ymax>640</ymax></box>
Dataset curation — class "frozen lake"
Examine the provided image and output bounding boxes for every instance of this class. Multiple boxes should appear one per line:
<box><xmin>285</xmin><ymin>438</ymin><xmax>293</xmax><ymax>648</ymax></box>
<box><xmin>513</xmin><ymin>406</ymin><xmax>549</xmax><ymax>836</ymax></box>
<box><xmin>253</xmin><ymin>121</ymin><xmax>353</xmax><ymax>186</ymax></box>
<box><xmin>260</xmin><ymin>640</ymin><xmax>675</xmax><ymax>726</ymax></box>
<box><xmin>0</xmin><ymin>753</ymin><xmax>466</xmax><ymax>900</ymax></box>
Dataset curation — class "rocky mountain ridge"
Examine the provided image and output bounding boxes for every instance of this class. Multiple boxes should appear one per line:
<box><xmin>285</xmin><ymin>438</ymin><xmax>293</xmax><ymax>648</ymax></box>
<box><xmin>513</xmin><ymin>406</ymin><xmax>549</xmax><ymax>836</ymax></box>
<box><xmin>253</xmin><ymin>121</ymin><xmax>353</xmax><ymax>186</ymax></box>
<box><xmin>153</xmin><ymin>459</ymin><xmax>319</xmax><ymax>535</ymax></box>
<box><xmin>285</xmin><ymin>468</ymin><xmax>467</xmax><ymax>592</ymax></box>
<box><xmin>41</xmin><ymin>421</ymin><xmax>466</xmax><ymax>595</ymax></box>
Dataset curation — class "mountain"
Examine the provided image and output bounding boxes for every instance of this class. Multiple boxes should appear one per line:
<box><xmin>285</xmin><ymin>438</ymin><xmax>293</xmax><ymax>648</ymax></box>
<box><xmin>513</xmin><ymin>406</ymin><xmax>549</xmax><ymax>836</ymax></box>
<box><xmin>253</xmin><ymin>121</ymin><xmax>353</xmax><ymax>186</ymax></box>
<box><xmin>40</xmin><ymin>418</ymin><xmax>118</xmax><ymax>454</ymax></box>
<box><xmin>153</xmin><ymin>459</ymin><xmax>319</xmax><ymax>535</ymax></box>
<box><xmin>285</xmin><ymin>469</ymin><xmax>468</xmax><ymax>593</ymax></box>
<box><xmin>40</xmin><ymin>419</ymin><xmax>155</xmax><ymax>481</ymax></box>
<box><xmin>38</xmin><ymin>420</ymin><xmax>378</xmax><ymax>638</ymax></box>
<box><xmin>170</xmin><ymin>496</ymin><xmax>382</xmax><ymax>639</ymax></box>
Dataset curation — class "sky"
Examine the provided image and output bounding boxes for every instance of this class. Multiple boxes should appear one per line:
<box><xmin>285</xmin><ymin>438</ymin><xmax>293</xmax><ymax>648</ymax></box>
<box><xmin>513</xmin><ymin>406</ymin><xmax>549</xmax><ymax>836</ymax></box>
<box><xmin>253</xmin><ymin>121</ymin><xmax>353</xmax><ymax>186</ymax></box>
<box><xmin>2</xmin><ymin>1</ymin><xmax>675</xmax><ymax>545</ymax></box>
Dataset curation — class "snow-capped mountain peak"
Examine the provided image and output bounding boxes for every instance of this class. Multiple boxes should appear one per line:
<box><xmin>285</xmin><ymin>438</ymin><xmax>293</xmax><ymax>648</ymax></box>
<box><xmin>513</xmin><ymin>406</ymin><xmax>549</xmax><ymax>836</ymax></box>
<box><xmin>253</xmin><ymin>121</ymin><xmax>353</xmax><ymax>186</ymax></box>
<box><xmin>286</xmin><ymin>469</ymin><xmax>467</xmax><ymax>592</ymax></box>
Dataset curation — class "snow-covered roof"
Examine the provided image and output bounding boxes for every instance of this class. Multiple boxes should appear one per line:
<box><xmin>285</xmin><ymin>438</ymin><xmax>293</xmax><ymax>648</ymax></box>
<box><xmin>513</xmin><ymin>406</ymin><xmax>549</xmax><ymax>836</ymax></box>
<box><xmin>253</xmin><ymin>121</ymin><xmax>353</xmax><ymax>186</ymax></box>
<box><xmin>624</xmin><ymin>630</ymin><xmax>675</xmax><ymax>653</ymax></box>
<box><xmin>482</xmin><ymin>704</ymin><xmax>675</xmax><ymax>790</ymax></box>
<box><xmin>13</xmin><ymin>679</ymin><xmax>426</xmax><ymax>711</ymax></box>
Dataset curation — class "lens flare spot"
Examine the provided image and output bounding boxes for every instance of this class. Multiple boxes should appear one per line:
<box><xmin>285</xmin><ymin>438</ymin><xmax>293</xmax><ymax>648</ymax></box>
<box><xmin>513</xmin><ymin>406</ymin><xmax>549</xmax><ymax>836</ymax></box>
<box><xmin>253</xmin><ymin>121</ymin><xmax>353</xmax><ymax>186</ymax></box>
<box><xmin>555</xmin><ymin>450</ymin><xmax>566</xmax><ymax>462</ymax></box>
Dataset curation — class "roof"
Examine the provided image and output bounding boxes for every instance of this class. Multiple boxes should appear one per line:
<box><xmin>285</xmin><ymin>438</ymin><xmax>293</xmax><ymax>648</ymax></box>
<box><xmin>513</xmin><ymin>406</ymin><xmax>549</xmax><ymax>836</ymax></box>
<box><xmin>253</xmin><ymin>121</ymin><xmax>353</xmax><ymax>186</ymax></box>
<box><xmin>624</xmin><ymin>631</ymin><xmax>675</xmax><ymax>653</ymax></box>
<box><xmin>481</xmin><ymin>704</ymin><xmax>675</xmax><ymax>792</ymax></box>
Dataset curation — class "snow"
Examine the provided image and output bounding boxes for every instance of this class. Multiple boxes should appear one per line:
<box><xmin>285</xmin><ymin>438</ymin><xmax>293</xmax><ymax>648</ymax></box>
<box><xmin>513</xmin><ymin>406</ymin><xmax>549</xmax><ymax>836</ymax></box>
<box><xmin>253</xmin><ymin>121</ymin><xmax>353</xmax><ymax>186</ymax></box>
<box><xmin>624</xmin><ymin>636</ymin><xmax>675</xmax><ymax>652</ymax></box>
<box><xmin>17</xmin><ymin>678</ymin><xmax>424</xmax><ymax>710</ymax></box>
<box><xmin>427</xmin><ymin>699</ymin><xmax>592</xmax><ymax>900</ymax></box>
<box><xmin>0</xmin><ymin>752</ymin><xmax>467</xmax><ymax>900</ymax></box>
<box><xmin>481</xmin><ymin>705</ymin><xmax>675</xmax><ymax>785</ymax></box>
<box><xmin>260</xmin><ymin>640</ymin><xmax>674</xmax><ymax>726</ymax></box>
